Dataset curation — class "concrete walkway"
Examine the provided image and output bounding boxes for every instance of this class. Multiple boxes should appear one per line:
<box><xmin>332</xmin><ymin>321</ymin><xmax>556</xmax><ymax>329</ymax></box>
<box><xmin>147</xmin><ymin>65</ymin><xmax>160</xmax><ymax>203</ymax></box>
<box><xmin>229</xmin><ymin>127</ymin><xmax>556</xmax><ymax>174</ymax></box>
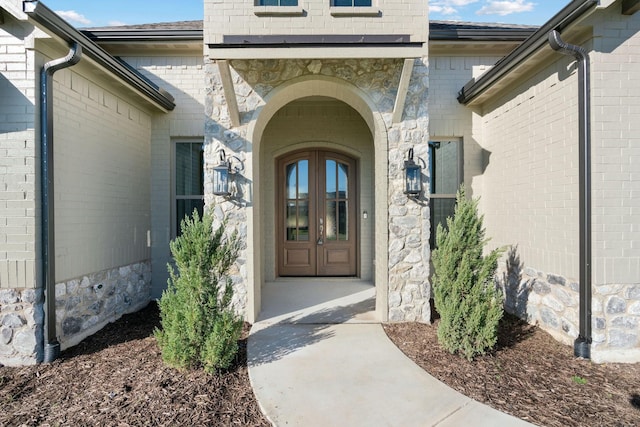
<box><xmin>248</xmin><ymin>280</ymin><xmax>535</xmax><ymax>427</ymax></box>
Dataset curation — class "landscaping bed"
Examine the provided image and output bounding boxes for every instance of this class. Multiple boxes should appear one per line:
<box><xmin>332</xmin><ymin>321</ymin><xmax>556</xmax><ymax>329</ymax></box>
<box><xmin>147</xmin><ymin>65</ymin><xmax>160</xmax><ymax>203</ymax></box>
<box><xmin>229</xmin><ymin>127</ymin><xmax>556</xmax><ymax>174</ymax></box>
<box><xmin>2</xmin><ymin>303</ymin><xmax>639</xmax><ymax>426</ymax></box>
<box><xmin>384</xmin><ymin>314</ymin><xmax>640</xmax><ymax>427</ymax></box>
<box><xmin>0</xmin><ymin>303</ymin><xmax>269</xmax><ymax>426</ymax></box>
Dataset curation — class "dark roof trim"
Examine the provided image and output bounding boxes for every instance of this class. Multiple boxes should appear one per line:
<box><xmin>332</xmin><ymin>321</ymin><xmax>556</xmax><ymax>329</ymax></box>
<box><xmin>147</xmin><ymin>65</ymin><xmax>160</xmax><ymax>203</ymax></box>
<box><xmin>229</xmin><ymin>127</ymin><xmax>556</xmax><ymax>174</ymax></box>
<box><xmin>23</xmin><ymin>1</ymin><xmax>175</xmax><ymax>111</ymax></box>
<box><xmin>75</xmin><ymin>21</ymin><xmax>540</xmax><ymax>44</ymax></box>
<box><xmin>82</xmin><ymin>29</ymin><xmax>203</xmax><ymax>43</ymax></box>
<box><xmin>457</xmin><ymin>0</ymin><xmax>598</xmax><ymax>105</ymax></box>
<box><xmin>429</xmin><ymin>21</ymin><xmax>537</xmax><ymax>41</ymax></box>
<box><xmin>220</xmin><ymin>34</ymin><xmax>412</xmax><ymax>45</ymax></box>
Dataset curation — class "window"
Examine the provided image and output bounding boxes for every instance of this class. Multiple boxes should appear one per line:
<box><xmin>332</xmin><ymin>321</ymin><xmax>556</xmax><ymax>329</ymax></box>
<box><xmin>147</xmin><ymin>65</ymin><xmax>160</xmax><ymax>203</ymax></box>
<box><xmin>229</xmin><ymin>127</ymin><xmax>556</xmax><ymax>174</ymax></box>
<box><xmin>429</xmin><ymin>139</ymin><xmax>463</xmax><ymax>248</ymax></box>
<box><xmin>174</xmin><ymin>142</ymin><xmax>204</xmax><ymax>237</ymax></box>
<box><xmin>332</xmin><ymin>0</ymin><xmax>372</xmax><ymax>5</ymax></box>
<box><xmin>257</xmin><ymin>0</ymin><xmax>298</xmax><ymax>5</ymax></box>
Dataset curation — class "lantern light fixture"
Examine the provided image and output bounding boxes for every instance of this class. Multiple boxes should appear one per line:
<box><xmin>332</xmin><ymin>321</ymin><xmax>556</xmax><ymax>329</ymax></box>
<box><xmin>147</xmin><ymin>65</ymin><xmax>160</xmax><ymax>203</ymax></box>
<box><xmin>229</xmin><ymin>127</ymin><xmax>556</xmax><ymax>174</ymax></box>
<box><xmin>212</xmin><ymin>149</ymin><xmax>244</xmax><ymax>197</ymax></box>
<box><xmin>404</xmin><ymin>147</ymin><xmax>422</xmax><ymax>198</ymax></box>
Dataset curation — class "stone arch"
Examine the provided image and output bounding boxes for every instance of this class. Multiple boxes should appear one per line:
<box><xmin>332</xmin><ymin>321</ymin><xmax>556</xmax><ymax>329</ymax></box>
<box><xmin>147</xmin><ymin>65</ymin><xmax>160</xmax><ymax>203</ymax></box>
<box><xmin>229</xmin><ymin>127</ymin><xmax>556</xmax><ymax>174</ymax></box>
<box><xmin>244</xmin><ymin>75</ymin><xmax>390</xmax><ymax>322</ymax></box>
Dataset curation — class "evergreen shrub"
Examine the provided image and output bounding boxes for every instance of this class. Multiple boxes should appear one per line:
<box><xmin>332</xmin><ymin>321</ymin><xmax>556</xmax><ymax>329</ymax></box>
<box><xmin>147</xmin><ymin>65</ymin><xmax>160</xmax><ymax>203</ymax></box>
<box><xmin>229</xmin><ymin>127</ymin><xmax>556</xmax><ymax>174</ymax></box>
<box><xmin>432</xmin><ymin>186</ymin><xmax>504</xmax><ymax>361</ymax></box>
<box><xmin>155</xmin><ymin>209</ymin><xmax>243</xmax><ymax>373</ymax></box>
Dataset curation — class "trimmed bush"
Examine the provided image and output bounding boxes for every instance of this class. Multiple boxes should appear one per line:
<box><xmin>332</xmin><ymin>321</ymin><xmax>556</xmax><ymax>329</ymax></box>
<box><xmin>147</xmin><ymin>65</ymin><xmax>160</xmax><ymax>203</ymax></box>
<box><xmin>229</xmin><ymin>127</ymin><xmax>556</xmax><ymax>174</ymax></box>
<box><xmin>155</xmin><ymin>209</ymin><xmax>243</xmax><ymax>373</ymax></box>
<box><xmin>432</xmin><ymin>186</ymin><xmax>504</xmax><ymax>361</ymax></box>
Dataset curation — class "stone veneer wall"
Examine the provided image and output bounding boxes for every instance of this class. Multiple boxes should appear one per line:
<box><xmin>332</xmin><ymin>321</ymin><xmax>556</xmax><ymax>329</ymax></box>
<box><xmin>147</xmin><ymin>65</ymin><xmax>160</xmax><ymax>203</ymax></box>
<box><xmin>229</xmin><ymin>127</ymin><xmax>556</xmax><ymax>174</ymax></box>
<box><xmin>0</xmin><ymin>289</ymin><xmax>43</xmax><ymax>366</ymax></box>
<box><xmin>498</xmin><ymin>251</ymin><xmax>640</xmax><ymax>362</ymax></box>
<box><xmin>0</xmin><ymin>261</ymin><xmax>151</xmax><ymax>365</ymax></box>
<box><xmin>205</xmin><ymin>58</ymin><xmax>431</xmax><ymax>322</ymax></box>
<box><xmin>54</xmin><ymin>261</ymin><xmax>152</xmax><ymax>349</ymax></box>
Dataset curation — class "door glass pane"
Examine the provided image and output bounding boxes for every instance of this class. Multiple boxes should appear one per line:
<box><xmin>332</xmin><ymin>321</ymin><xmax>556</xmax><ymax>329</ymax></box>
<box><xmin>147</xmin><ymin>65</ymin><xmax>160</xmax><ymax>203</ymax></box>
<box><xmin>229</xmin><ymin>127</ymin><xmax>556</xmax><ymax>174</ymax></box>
<box><xmin>286</xmin><ymin>163</ymin><xmax>297</xmax><ymax>199</ymax></box>
<box><xmin>298</xmin><ymin>160</ymin><xmax>309</xmax><ymax>199</ymax></box>
<box><xmin>326</xmin><ymin>160</ymin><xmax>337</xmax><ymax>199</ymax></box>
<box><xmin>338</xmin><ymin>201</ymin><xmax>348</xmax><ymax>240</ymax></box>
<box><xmin>286</xmin><ymin>202</ymin><xmax>297</xmax><ymax>241</ymax></box>
<box><xmin>338</xmin><ymin>163</ymin><xmax>348</xmax><ymax>198</ymax></box>
<box><xmin>298</xmin><ymin>201</ymin><xmax>309</xmax><ymax>241</ymax></box>
<box><xmin>326</xmin><ymin>200</ymin><xmax>337</xmax><ymax>241</ymax></box>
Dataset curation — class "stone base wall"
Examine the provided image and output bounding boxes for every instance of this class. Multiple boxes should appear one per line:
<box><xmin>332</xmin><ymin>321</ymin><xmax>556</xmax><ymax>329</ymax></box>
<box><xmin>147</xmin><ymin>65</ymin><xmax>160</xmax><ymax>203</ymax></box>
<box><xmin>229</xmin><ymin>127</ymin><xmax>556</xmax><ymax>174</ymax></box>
<box><xmin>498</xmin><ymin>252</ymin><xmax>640</xmax><ymax>363</ymax></box>
<box><xmin>55</xmin><ymin>261</ymin><xmax>152</xmax><ymax>349</ymax></box>
<box><xmin>0</xmin><ymin>289</ymin><xmax>44</xmax><ymax>366</ymax></box>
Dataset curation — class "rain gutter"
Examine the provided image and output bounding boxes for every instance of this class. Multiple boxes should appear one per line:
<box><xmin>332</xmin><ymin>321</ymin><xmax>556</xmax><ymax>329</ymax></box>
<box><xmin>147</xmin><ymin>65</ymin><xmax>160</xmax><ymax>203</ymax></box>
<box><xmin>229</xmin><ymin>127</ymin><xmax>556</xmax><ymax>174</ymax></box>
<box><xmin>548</xmin><ymin>30</ymin><xmax>592</xmax><ymax>359</ymax></box>
<box><xmin>456</xmin><ymin>0</ymin><xmax>598</xmax><ymax>105</ymax></box>
<box><xmin>22</xmin><ymin>1</ymin><xmax>175</xmax><ymax>111</ymax></box>
<box><xmin>40</xmin><ymin>42</ymin><xmax>82</xmax><ymax>362</ymax></box>
<box><xmin>81</xmin><ymin>29</ymin><xmax>203</xmax><ymax>43</ymax></box>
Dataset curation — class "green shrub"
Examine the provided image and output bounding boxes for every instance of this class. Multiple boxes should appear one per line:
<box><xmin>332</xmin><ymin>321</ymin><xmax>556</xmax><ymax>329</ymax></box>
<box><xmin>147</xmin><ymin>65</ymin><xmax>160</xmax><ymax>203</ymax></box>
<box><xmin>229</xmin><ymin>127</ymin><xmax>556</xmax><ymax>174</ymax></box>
<box><xmin>432</xmin><ymin>186</ymin><xmax>504</xmax><ymax>361</ymax></box>
<box><xmin>155</xmin><ymin>209</ymin><xmax>243</xmax><ymax>373</ymax></box>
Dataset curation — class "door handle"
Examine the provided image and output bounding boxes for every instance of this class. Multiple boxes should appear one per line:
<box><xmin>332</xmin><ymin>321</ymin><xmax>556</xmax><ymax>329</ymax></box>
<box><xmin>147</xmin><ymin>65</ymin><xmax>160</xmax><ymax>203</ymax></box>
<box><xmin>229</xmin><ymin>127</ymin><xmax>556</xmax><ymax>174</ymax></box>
<box><xmin>317</xmin><ymin>223</ymin><xmax>323</xmax><ymax>245</ymax></box>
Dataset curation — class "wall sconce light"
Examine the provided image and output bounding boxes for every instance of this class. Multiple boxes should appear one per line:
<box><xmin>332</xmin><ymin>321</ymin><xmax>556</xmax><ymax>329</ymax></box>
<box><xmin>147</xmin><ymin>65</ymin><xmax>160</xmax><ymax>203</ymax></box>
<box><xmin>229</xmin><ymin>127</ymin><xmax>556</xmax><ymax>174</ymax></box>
<box><xmin>404</xmin><ymin>147</ymin><xmax>422</xmax><ymax>198</ymax></box>
<box><xmin>213</xmin><ymin>149</ymin><xmax>244</xmax><ymax>197</ymax></box>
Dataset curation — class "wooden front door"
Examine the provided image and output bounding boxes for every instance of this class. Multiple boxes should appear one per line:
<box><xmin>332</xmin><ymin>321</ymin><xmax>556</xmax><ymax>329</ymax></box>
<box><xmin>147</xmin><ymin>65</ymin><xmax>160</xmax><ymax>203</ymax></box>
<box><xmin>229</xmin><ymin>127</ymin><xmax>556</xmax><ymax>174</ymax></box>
<box><xmin>277</xmin><ymin>150</ymin><xmax>357</xmax><ymax>277</ymax></box>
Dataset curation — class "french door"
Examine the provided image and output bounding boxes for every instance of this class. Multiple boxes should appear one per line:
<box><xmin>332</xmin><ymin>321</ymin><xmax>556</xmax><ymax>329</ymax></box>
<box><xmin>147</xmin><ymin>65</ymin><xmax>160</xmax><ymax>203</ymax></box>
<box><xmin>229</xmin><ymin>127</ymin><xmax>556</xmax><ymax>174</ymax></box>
<box><xmin>277</xmin><ymin>150</ymin><xmax>357</xmax><ymax>276</ymax></box>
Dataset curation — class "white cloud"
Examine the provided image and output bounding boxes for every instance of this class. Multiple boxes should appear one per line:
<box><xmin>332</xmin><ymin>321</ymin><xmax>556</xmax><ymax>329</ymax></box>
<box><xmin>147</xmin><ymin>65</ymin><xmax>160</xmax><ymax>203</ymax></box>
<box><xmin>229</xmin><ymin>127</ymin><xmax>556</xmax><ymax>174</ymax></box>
<box><xmin>108</xmin><ymin>20</ymin><xmax>128</xmax><ymax>27</ymax></box>
<box><xmin>477</xmin><ymin>0</ymin><xmax>535</xmax><ymax>16</ymax></box>
<box><xmin>430</xmin><ymin>5</ymin><xmax>458</xmax><ymax>15</ymax></box>
<box><xmin>431</xmin><ymin>0</ymin><xmax>480</xmax><ymax>17</ymax></box>
<box><xmin>449</xmin><ymin>0</ymin><xmax>480</xmax><ymax>5</ymax></box>
<box><xmin>55</xmin><ymin>10</ymin><xmax>92</xmax><ymax>25</ymax></box>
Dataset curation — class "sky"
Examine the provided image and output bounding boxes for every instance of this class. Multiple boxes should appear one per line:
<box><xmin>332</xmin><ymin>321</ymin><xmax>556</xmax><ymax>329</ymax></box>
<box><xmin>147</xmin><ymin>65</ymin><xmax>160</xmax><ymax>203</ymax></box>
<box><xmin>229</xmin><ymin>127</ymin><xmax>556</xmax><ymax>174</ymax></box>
<box><xmin>43</xmin><ymin>0</ymin><xmax>567</xmax><ymax>28</ymax></box>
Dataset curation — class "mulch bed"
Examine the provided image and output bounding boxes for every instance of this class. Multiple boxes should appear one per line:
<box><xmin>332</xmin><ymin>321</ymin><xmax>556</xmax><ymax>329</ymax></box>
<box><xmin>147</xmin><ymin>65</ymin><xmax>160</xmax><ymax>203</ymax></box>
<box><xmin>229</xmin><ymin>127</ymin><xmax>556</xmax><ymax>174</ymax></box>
<box><xmin>2</xmin><ymin>304</ymin><xmax>639</xmax><ymax>426</ymax></box>
<box><xmin>384</xmin><ymin>314</ymin><xmax>640</xmax><ymax>427</ymax></box>
<box><xmin>0</xmin><ymin>303</ymin><xmax>270</xmax><ymax>427</ymax></box>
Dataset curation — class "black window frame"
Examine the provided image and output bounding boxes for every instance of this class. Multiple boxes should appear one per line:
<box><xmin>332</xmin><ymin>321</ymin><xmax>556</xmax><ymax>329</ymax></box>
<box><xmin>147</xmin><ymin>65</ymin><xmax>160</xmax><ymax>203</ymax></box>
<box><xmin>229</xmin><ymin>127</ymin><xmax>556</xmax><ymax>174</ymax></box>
<box><xmin>429</xmin><ymin>139</ymin><xmax>463</xmax><ymax>248</ymax></box>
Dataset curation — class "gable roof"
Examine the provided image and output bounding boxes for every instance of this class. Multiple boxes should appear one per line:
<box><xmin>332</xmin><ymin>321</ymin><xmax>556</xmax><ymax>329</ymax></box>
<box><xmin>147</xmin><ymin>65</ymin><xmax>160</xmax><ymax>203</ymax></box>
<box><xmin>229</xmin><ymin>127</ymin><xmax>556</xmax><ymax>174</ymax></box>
<box><xmin>81</xmin><ymin>20</ymin><xmax>536</xmax><ymax>43</ymax></box>
<box><xmin>456</xmin><ymin>0</ymin><xmax>599</xmax><ymax>105</ymax></box>
<box><xmin>23</xmin><ymin>1</ymin><xmax>176</xmax><ymax>111</ymax></box>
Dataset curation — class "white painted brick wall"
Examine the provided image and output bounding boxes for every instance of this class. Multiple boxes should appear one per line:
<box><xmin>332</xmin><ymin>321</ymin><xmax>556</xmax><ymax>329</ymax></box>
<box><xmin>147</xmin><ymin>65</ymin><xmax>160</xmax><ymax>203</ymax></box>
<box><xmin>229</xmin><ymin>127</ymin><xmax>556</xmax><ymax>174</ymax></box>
<box><xmin>204</xmin><ymin>0</ymin><xmax>428</xmax><ymax>45</ymax></box>
<box><xmin>476</xmin><ymin>6</ymin><xmax>639</xmax><ymax>287</ymax></box>
<box><xmin>478</xmin><ymin>58</ymin><xmax>581</xmax><ymax>281</ymax></box>
<box><xmin>119</xmin><ymin>55</ymin><xmax>206</xmax><ymax>298</ymax></box>
<box><xmin>429</xmin><ymin>55</ymin><xmax>502</xmax><ymax>189</ymax></box>
<box><xmin>48</xmin><ymin>60</ymin><xmax>153</xmax><ymax>282</ymax></box>
<box><xmin>0</xmin><ymin>13</ymin><xmax>38</xmax><ymax>289</ymax></box>
<box><xmin>590</xmin><ymin>6</ymin><xmax>640</xmax><ymax>285</ymax></box>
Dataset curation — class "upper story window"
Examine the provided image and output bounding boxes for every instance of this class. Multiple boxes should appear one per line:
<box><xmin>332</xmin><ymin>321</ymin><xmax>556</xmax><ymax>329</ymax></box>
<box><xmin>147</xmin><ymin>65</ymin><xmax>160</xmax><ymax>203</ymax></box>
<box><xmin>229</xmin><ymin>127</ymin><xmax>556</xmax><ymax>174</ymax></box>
<box><xmin>332</xmin><ymin>0</ymin><xmax>372</xmax><ymax>5</ymax></box>
<box><xmin>257</xmin><ymin>0</ymin><xmax>298</xmax><ymax>5</ymax></box>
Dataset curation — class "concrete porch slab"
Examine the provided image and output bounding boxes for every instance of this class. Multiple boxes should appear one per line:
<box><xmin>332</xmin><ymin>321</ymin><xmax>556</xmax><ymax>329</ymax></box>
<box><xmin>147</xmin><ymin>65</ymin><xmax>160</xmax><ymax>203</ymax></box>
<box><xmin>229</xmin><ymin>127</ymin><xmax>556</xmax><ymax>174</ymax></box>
<box><xmin>258</xmin><ymin>279</ymin><xmax>377</xmax><ymax>324</ymax></box>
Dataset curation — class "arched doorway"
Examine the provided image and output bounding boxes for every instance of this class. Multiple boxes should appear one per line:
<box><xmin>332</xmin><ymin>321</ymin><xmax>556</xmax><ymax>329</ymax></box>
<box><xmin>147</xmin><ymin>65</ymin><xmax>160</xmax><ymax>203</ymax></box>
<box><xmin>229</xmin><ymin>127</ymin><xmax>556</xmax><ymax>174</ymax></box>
<box><xmin>244</xmin><ymin>76</ymin><xmax>390</xmax><ymax>322</ymax></box>
<box><xmin>277</xmin><ymin>149</ymin><xmax>358</xmax><ymax>277</ymax></box>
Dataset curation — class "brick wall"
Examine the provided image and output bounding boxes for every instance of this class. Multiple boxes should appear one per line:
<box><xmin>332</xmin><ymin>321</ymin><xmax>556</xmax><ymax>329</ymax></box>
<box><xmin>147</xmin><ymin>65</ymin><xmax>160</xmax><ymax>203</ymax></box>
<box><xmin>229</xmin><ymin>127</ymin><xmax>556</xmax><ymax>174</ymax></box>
<box><xmin>590</xmin><ymin>4</ymin><xmax>640</xmax><ymax>286</ymax></box>
<box><xmin>50</xmin><ymin>61</ymin><xmax>152</xmax><ymax>282</ymax></box>
<box><xmin>204</xmin><ymin>0</ymin><xmax>429</xmax><ymax>45</ymax></box>
<box><xmin>472</xmin><ymin>3</ymin><xmax>640</xmax><ymax>361</ymax></box>
<box><xmin>429</xmin><ymin>54</ymin><xmax>502</xmax><ymax>191</ymax></box>
<box><xmin>480</xmin><ymin>58</ymin><xmax>581</xmax><ymax>280</ymax></box>
<box><xmin>120</xmin><ymin>55</ymin><xmax>206</xmax><ymax>299</ymax></box>
<box><xmin>0</xmin><ymin>11</ymin><xmax>38</xmax><ymax>291</ymax></box>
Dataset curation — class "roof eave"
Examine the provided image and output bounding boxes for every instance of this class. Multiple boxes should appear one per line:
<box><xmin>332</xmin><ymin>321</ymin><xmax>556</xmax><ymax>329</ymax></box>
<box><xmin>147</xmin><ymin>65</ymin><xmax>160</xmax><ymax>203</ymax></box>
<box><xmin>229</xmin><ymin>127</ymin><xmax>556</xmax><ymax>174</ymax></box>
<box><xmin>22</xmin><ymin>0</ymin><xmax>175</xmax><ymax>112</ymax></box>
<box><xmin>429</xmin><ymin>28</ymin><xmax>537</xmax><ymax>41</ymax></box>
<box><xmin>81</xmin><ymin>29</ymin><xmax>204</xmax><ymax>43</ymax></box>
<box><xmin>456</xmin><ymin>0</ymin><xmax>599</xmax><ymax>105</ymax></box>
